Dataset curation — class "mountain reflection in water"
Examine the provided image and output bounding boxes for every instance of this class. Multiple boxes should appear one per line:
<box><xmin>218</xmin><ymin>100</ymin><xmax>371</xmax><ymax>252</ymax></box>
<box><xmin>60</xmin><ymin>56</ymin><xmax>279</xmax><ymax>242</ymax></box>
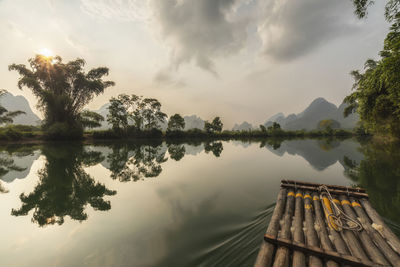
<box><xmin>0</xmin><ymin>138</ymin><xmax>399</xmax><ymax>266</ymax></box>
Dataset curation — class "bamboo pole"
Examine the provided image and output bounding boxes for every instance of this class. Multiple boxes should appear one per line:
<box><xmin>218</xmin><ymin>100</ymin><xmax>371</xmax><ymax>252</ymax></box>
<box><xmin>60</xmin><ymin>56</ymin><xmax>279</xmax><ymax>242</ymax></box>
<box><xmin>312</xmin><ymin>193</ymin><xmax>340</xmax><ymax>267</ymax></box>
<box><xmin>255</xmin><ymin>188</ymin><xmax>287</xmax><ymax>267</ymax></box>
<box><xmin>338</xmin><ymin>195</ymin><xmax>389</xmax><ymax>265</ymax></box>
<box><xmin>303</xmin><ymin>191</ymin><xmax>323</xmax><ymax>267</ymax></box>
<box><xmin>281</xmin><ymin>184</ymin><xmax>369</xmax><ymax>198</ymax></box>
<box><xmin>360</xmin><ymin>198</ymin><xmax>400</xmax><ymax>254</ymax></box>
<box><xmin>282</xmin><ymin>180</ymin><xmax>366</xmax><ymax>193</ymax></box>
<box><xmin>292</xmin><ymin>191</ymin><xmax>306</xmax><ymax>267</ymax></box>
<box><xmin>329</xmin><ymin>195</ymin><xmax>369</xmax><ymax>262</ymax></box>
<box><xmin>312</xmin><ymin>193</ymin><xmax>350</xmax><ymax>256</ymax></box>
<box><xmin>272</xmin><ymin>190</ymin><xmax>295</xmax><ymax>267</ymax></box>
<box><xmin>350</xmin><ymin>198</ymin><xmax>400</xmax><ymax>266</ymax></box>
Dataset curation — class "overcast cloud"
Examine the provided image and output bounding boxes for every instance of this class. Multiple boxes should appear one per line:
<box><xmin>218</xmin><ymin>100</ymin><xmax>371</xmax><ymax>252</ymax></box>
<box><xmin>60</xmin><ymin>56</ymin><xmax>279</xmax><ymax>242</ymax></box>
<box><xmin>257</xmin><ymin>0</ymin><xmax>359</xmax><ymax>61</ymax></box>
<box><xmin>0</xmin><ymin>0</ymin><xmax>389</xmax><ymax>127</ymax></box>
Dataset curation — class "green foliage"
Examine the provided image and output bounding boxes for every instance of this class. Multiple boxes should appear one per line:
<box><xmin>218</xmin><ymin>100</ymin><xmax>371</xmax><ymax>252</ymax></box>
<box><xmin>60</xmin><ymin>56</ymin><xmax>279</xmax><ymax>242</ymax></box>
<box><xmin>9</xmin><ymin>55</ymin><xmax>114</xmax><ymax>139</ymax></box>
<box><xmin>167</xmin><ymin>113</ymin><xmax>185</xmax><ymax>131</ymax></box>
<box><xmin>0</xmin><ymin>125</ymin><xmax>41</xmax><ymax>140</ymax></box>
<box><xmin>204</xmin><ymin>117</ymin><xmax>223</xmax><ymax>133</ymax></box>
<box><xmin>317</xmin><ymin>119</ymin><xmax>341</xmax><ymax>131</ymax></box>
<box><xmin>79</xmin><ymin>110</ymin><xmax>104</xmax><ymax>129</ymax></box>
<box><xmin>345</xmin><ymin>14</ymin><xmax>400</xmax><ymax>137</ymax></box>
<box><xmin>45</xmin><ymin>122</ymin><xmax>83</xmax><ymax>140</ymax></box>
<box><xmin>352</xmin><ymin>0</ymin><xmax>400</xmax><ymax>21</ymax></box>
<box><xmin>268</xmin><ymin>122</ymin><xmax>281</xmax><ymax>131</ymax></box>
<box><xmin>107</xmin><ymin>94</ymin><xmax>167</xmax><ymax>133</ymax></box>
<box><xmin>259</xmin><ymin>124</ymin><xmax>267</xmax><ymax>132</ymax></box>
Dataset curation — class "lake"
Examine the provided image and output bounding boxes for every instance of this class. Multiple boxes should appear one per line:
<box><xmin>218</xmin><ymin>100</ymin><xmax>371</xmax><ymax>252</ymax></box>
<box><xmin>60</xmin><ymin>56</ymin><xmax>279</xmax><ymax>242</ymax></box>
<box><xmin>1</xmin><ymin>138</ymin><xmax>399</xmax><ymax>266</ymax></box>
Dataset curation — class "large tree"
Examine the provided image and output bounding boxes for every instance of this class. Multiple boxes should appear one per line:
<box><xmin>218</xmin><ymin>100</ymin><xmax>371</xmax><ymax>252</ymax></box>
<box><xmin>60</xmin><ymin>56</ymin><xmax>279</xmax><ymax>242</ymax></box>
<box><xmin>204</xmin><ymin>117</ymin><xmax>223</xmax><ymax>133</ymax></box>
<box><xmin>345</xmin><ymin>7</ymin><xmax>400</xmax><ymax>136</ymax></box>
<box><xmin>167</xmin><ymin>113</ymin><xmax>185</xmax><ymax>131</ymax></box>
<box><xmin>107</xmin><ymin>94</ymin><xmax>167</xmax><ymax>132</ymax></box>
<box><xmin>9</xmin><ymin>55</ymin><xmax>114</xmax><ymax>137</ymax></box>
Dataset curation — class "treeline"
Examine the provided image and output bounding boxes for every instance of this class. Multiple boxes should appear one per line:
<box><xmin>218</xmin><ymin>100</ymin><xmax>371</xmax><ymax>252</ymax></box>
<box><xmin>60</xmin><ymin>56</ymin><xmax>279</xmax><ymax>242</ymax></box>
<box><xmin>1</xmin><ymin>53</ymin><xmax>360</xmax><ymax>142</ymax></box>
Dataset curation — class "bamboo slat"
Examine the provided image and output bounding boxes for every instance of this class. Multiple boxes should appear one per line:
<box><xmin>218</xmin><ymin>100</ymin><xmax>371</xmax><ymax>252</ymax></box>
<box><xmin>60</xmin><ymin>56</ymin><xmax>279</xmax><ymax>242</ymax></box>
<box><xmin>272</xmin><ymin>190</ymin><xmax>295</xmax><ymax>267</ymax></box>
<box><xmin>292</xmin><ymin>190</ymin><xmax>306</xmax><ymax>267</ymax></box>
<box><xmin>255</xmin><ymin>188</ymin><xmax>287</xmax><ymax>267</ymax></box>
<box><xmin>360</xmin><ymin>198</ymin><xmax>400</xmax><ymax>255</ymax></box>
<box><xmin>338</xmin><ymin>195</ymin><xmax>389</xmax><ymax>265</ymax></box>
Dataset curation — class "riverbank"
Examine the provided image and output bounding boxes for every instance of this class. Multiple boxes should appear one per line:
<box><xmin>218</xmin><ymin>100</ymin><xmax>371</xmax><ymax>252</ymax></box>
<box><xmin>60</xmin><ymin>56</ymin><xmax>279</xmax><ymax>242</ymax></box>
<box><xmin>0</xmin><ymin>125</ymin><xmax>361</xmax><ymax>144</ymax></box>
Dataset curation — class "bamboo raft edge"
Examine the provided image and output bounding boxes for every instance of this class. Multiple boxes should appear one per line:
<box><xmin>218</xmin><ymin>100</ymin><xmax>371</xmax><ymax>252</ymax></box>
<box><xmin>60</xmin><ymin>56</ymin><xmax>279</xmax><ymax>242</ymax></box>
<box><xmin>254</xmin><ymin>180</ymin><xmax>400</xmax><ymax>267</ymax></box>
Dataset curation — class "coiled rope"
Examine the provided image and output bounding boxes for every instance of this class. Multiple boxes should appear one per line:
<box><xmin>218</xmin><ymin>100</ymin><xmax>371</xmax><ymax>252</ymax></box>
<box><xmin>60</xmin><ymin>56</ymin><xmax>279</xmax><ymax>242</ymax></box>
<box><xmin>319</xmin><ymin>185</ymin><xmax>363</xmax><ymax>232</ymax></box>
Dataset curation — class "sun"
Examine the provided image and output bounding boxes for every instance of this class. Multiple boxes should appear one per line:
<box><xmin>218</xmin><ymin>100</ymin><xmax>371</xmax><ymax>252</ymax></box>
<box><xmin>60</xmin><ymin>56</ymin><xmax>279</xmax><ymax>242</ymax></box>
<box><xmin>38</xmin><ymin>48</ymin><xmax>54</xmax><ymax>58</ymax></box>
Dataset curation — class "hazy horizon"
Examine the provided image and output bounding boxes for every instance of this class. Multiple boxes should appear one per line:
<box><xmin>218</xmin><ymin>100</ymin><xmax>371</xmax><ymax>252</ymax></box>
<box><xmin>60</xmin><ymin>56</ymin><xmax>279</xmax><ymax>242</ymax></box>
<box><xmin>0</xmin><ymin>0</ymin><xmax>389</xmax><ymax>128</ymax></box>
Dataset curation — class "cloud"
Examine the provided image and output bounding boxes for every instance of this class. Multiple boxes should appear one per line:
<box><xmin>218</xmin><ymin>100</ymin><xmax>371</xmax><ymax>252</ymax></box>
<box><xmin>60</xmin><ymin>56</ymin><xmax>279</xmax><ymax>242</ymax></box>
<box><xmin>80</xmin><ymin>0</ymin><xmax>150</xmax><ymax>21</ymax></box>
<box><xmin>257</xmin><ymin>0</ymin><xmax>359</xmax><ymax>61</ymax></box>
<box><xmin>149</xmin><ymin>0</ymin><xmax>250</xmax><ymax>75</ymax></box>
<box><xmin>154</xmin><ymin>69</ymin><xmax>186</xmax><ymax>88</ymax></box>
<box><xmin>78</xmin><ymin>0</ymin><xmax>361</xmax><ymax>72</ymax></box>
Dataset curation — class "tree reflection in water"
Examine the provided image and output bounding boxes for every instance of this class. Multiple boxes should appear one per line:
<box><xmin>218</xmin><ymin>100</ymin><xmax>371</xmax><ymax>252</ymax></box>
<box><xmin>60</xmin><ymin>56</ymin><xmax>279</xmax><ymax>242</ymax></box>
<box><xmin>204</xmin><ymin>141</ymin><xmax>223</xmax><ymax>157</ymax></box>
<box><xmin>344</xmin><ymin>140</ymin><xmax>400</xmax><ymax>226</ymax></box>
<box><xmin>107</xmin><ymin>141</ymin><xmax>168</xmax><ymax>182</ymax></box>
<box><xmin>11</xmin><ymin>144</ymin><xmax>116</xmax><ymax>227</ymax></box>
<box><xmin>168</xmin><ymin>144</ymin><xmax>186</xmax><ymax>161</ymax></box>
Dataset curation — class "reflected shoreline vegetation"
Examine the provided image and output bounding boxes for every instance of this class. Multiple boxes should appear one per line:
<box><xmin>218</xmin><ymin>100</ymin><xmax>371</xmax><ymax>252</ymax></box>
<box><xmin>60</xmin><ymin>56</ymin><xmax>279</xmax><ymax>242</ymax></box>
<box><xmin>1</xmin><ymin>138</ymin><xmax>399</xmax><ymax>228</ymax></box>
<box><xmin>1</xmin><ymin>138</ymin><xmax>400</xmax><ymax>266</ymax></box>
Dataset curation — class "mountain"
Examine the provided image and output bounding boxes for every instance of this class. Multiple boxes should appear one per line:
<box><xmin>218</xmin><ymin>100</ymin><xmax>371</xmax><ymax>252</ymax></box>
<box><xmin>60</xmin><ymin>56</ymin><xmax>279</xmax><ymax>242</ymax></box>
<box><xmin>0</xmin><ymin>93</ymin><xmax>41</xmax><ymax>125</ymax></box>
<box><xmin>93</xmin><ymin>103</ymin><xmax>111</xmax><ymax>129</ymax></box>
<box><xmin>184</xmin><ymin>115</ymin><xmax>204</xmax><ymax>130</ymax></box>
<box><xmin>232</xmin><ymin>121</ymin><xmax>253</xmax><ymax>131</ymax></box>
<box><xmin>263</xmin><ymin>139</ymin><xmax>363</xmax><ymax>171</ymax></box>
<box><xmin>264</xmin><ymin>98</ymin><xmax>359</xmax><ymax>131</ymax></box>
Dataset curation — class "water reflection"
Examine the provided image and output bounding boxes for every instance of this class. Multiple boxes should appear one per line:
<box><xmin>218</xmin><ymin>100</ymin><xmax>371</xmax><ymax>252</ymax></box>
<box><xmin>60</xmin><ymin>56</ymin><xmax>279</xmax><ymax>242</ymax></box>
<box><xmin>343</xmin><ymin>140</ymin><xmax>400</xmax><ymax>228</ymax></box>
<box><xmin>167</xmin><ymin>144</ymin><xmax>186</xmax><ymax>161</ymax></box>
<box><xmin>204</xmin><ymin>141</ymin><xmax>223</xmax><ymax>157</ymax></box>
<box><xmin>11</xmin><ymin>144</ymin><xmax>116</xmax><ymax>226</ymax></box>
<box><xmin>106</xmin><ymin>141</ymin><xmax>168</xmax><ymax>182</ymax></box>
<box><xmin>5</xmin><ymin>138</ymin><xmax>400</xmax><ymax>231</ymax></box>
<box><xmin>0</xmin><ymin>145</ymin><xmax>39</xmax><ymax>193</ymax></box>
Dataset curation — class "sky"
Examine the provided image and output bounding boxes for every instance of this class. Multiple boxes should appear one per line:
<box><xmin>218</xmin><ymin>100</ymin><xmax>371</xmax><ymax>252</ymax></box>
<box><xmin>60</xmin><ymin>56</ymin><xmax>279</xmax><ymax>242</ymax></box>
<box><xmin>0</xmin><ymin>0</ymin><xmax>390</xmax><ymax>128</ymax></box>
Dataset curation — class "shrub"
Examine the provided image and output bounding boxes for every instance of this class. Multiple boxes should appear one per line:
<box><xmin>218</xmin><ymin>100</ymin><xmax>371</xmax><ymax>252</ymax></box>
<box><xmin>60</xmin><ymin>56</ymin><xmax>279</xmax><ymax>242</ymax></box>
<box><xmin>44</xmin><ymin>122</ymin><xmax>83</xmax><ymax>140</ymax></box>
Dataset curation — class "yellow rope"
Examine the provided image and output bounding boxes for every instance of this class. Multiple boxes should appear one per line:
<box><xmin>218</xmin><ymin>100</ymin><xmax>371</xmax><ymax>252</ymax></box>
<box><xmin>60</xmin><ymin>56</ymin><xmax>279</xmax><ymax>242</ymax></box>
<box><xmin>319</xmin><ymin>185</ymin><xmax>363</xmax><ymax>232</ymax></box>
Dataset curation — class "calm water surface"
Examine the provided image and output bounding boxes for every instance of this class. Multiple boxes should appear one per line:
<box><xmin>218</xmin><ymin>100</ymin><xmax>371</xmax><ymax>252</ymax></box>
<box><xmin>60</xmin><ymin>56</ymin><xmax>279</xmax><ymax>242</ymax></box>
<box><xmin>0</xmin><ymin>139</ymin><xmax>399</xmax><ymax>267</ymax></box>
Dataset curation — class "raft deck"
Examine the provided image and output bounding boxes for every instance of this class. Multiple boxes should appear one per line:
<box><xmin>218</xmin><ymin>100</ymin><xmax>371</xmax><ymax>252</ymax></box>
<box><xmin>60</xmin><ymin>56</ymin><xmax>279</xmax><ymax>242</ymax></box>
<box><xmin>255</xmin><ymin>180</ymin><xmax>400</xmax><ymax>267</ymax></box>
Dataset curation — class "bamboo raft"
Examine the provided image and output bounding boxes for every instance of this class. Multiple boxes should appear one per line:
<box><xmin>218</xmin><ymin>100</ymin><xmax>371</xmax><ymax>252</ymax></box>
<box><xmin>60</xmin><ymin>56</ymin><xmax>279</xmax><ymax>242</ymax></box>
<box><xmin>255</xmin><ymin>180</ymin><xmax>400</xmax><ymax>267</ymax></box>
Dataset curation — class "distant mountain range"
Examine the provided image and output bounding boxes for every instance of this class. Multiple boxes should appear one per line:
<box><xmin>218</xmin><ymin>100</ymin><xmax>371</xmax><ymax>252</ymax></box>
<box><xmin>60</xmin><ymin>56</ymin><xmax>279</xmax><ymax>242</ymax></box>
<box><xmin>263</xmin><ymin>97</ymin><xmax>359</xmax><ymax>131</ymax></box>
<box><xmin>1</xmin><ymin>94</ymin><xmax>358</xmax><ymax>131</ymax></box>
<box><xmin>0</xmin><ymin>93</ymin><xmax>41</xmax><ymax>125</ymax></box>
<box><xmin>232</xmin><ymin>121</ymin><xmax>253</xmax><ymax>131</ymax></box>
<box><xmin>230</xmin><ymin>98</ymin><xmax>358</xmax><ymax>131</ymax></box>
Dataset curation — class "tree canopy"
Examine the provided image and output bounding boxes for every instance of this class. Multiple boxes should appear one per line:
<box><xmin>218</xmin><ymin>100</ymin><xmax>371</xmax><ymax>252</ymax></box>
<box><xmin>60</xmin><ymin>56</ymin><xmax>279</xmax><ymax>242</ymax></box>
<box><xmin>352</xmin><ymin>0</ymin><xmax>399</xmax><ymax>21</ymax></box>
<box><xmin>344</xmin><ymin>13</ymin><xmax>400</xmax><ymax>136</ymax></box>
<box><xmin>9</xmin><ymin>55</ymin><xmax>114</xmax><ymax>138</ymax></box>
<box><xmin>204</xmin><ymin>117</ymin><xmax>223</xmax><ymax>133</ymax></box>
<box><xmin>107</xmin><ymin>94</ymin><xmax>167</xmax><ymax>133</ymax></box>
<box><xmin>317</xmin><ymin>119</ymin><xmax>341</xmax><ymax>130</ymax></box>
<box><xmin>167</xmin><ymin>114</ymin><xmax>185</xmax><ymax>131</ymax></box>
<box><xmin>79</xmin><ymin>110</ymin><xmax>104</xmax><ymax>129</ymax></box>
